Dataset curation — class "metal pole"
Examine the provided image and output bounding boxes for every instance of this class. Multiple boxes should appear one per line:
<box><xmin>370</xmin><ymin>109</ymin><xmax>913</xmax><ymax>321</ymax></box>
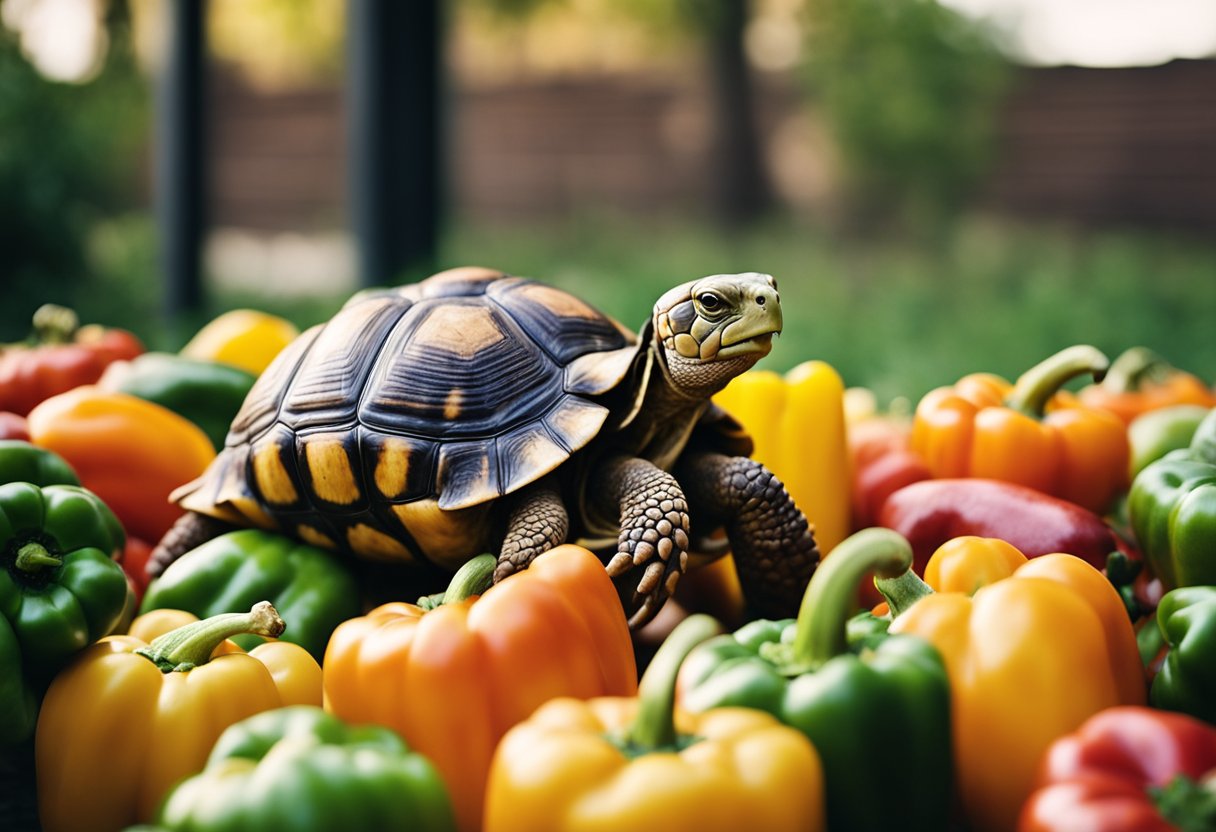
<box><xmin>347</xmin><ymin>0</ymin><xmax>443</xmax><ymax>288</ymax></box>
<box><xmin>157</xmin><ymin>0</ymin><xmax>206</xmax><ymax>320</ymax></box>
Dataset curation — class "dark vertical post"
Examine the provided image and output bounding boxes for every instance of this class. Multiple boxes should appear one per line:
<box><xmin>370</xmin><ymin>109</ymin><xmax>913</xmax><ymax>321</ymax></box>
<box><xmin>347</xmin><ymin>0</ymin><xmax>443</xmax><ymax>288</ymax></box>
<box><xmin>157</xmin><ymin>0</ymin><xmax>206</xmax><ymax>319</ymax></box>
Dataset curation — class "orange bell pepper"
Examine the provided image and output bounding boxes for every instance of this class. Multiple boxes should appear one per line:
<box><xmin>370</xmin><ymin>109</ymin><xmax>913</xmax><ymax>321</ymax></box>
<box><xmin>1079</xmin><ymin>347</ymin><xmax>1216</xmax><ymax>425</ymax></box>
<box><xmin>26</xmin><ymin>386</ymin><xmax>216</xmax><ymax>542</ymax></box>
<box><xmin>323</xmin><ymin>544</ymin><xmax>638</xmax><ymax>832</ymax></box>
<box><xmin>36</xmin><ymin>602</ymin><xmax>322</xmax><ymax>832</ymax></box>
<box><xmin>877</xmin><ymin>537</ymin><xmax>1147</xmax><ymax>832</ymax></box>
<box><xmin>911</xmin><ymin>345</ymin><xmax>1130</xmax><ymax>513</ymax></box>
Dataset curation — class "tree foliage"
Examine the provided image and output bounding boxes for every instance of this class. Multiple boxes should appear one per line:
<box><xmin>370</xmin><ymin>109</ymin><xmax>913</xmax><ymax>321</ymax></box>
<box><xmin>0</xmin><ymin>6</ymin><xmax>148</xmax><ymax>338</ymax></box>
<box><xmin>804</xmin><ymin>0</ymin><xmax>1011</xmax><ymax>226</ymax></box>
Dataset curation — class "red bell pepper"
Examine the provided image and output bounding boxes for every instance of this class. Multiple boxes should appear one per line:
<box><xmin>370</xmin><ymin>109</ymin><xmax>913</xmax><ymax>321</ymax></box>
<box><xmin>848</xmin><ymin>416</ymin><xmax>931</xmax><ymax>531</ymax></box>
<box><xmin>0</xmin><ymin>412</ymin><xmax>30</xmax><ymax>441</ymax></box>
<box><xmin>1019</xmin><ymin>706</ymin><xmax>1216</xmax><ymax>832</ymax></box>
<box><xmin>0</xmin><ymin>305</ymin><xmax>143</xmax><ymax>416</ymax></box>
<box><xmin>878</xmin><ymin>478</ymin><xmax>1122</xmax><ymax>576</ymax></box>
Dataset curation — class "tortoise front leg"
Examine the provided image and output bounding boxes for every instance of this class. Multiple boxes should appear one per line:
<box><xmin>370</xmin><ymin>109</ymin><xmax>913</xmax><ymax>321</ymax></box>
<box><xmin>494</xmin><ymin>479</ymin><xmax>569</xmax><ymax>583</ymax></box>
<box><xmin>148</xmin><ymin>512</ymin><xmax>239</xmax><ymax>578</ymax></box>
<box><xmin>588</xmin><ymin>456</ymin><xmax>691</xmax><ymax>629</ymax></box>
<box><xmin>676</xmin><ymin>452</ymin><xmax>819</xmax><ymax>619</ymax></box>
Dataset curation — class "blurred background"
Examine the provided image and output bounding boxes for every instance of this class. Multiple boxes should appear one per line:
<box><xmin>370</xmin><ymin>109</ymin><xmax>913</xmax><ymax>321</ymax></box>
<box><xmin>1</xmin><ymin>0</ymin><xmax>1213</xmax><ymax>403</ymax></box>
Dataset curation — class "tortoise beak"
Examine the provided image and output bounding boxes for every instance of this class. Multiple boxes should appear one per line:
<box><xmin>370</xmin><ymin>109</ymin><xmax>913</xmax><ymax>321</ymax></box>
<box><xmin>718</xmin><ymin>287</ymin><xmax>782</xmax><ymax>359</ymax></box>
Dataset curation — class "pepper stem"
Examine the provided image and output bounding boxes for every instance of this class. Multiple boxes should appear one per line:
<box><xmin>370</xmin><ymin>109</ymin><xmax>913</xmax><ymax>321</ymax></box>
<box><xmin>1151</xmin><ymin>773</ymin><xmax>1216</xmax><ymax>830</ymax></box>
<box><xmin>788</xmin><ymin>528</ymin><xmax>915</xmax><ymax>671</ymax></box>
<box><xmin>418</xmin><ymin>554</ymin><xmax>496</xmax><ymax>609</ymax></box>
<box><xmin>1006</xmin><ymin>345</ymin><xmax>1110</xmax><ymax>419</ymax></box>
<box><xmin>14</xmin><ymin>541</ymin><xmax>62</xmax><ymax>573</ymax></box>
<box><xmin>136</xmin><ymin>601</ymin><xmax>286</xmax><ymax>673</ymax></box>
<box><xmin>31</xmin><ymin>304</ymin><xmax>79</xmax><ymax>345</ymax></box>
<box><xmin>626</xmin><ymin>614</ymin><xmax>722</xmax><ymax>750</ymax></box>
<box><xmin>1102</xmin><ymin>347</ymin><xmax>1169</xmax><ymax>392</ymax></box>
<box><xmin>875</xmin><ymin>568</ymin><xmax>936</xmax><ymax>619</ymax></box>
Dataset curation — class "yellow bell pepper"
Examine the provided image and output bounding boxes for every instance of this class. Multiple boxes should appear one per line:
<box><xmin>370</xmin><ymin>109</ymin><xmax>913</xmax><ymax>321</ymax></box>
<box><xmin>36</xmin><ymin>602</ymin><xmax>322</xmax><ymax>832</ymax></box>
<box><xmin>484</xmin><ymin>615</ymin><xmax>825</xmax><ymax>832</ymax></box>
<box><xmin>877</xmin><ymin>539</ymin><xmax>1147</xmax><ymax>832</ymax></box>
<box><xmin>179</xmin><ymin>308</ymin><xmax>300</xmax><ymax>376</ymax></box>
<box><xmin>714</xmin><ymin>360</ymin><xmax>850</xmax><ymax>553</ymax></box>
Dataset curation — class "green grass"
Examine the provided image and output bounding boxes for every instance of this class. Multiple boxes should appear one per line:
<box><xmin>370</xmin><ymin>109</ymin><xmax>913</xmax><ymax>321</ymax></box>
<box><xmin>80</xmin><ymin>212</ymin><xmax>1216</xmax><ymax>406</ymax></box>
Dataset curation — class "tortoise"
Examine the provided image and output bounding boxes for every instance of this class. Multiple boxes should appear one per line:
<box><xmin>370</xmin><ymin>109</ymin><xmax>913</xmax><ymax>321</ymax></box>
<box><xmin>152</xmin><ymin>267</ymin><xmax>819</xmax><ymax>627</ymax></box>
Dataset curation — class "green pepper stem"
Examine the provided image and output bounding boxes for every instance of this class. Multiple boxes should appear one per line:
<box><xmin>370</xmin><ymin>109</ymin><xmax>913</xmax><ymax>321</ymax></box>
<box><xmin>1102</xmin><ymin>347</ymin><xmax>1169</xmax><ymax>392</ymax></box>
<box><xmin>874</xmin><ymin>568</ymin><xmax>936</xmax><ymax>619</ymax></box>
<box><xmin>136</xmin><ymin>601</ymin><xmax>286</xmax><ymax>673</ymax></box>
<box><xmin>31</xmin><ymin>304</ymin><xmax>79</xmax><ymax>345</ymax></box>
<box><xmin>422</xmin><ymin>554</ymin><xmax>496</xmax><ymax>608</ymax></box>
<box><xmin>14</xmin><ymin>541</ymin><xmax>62</xmax><ymax>573</ymax></box>
<box><xmin>790</xmin><ymin>528</ymin><xmax>915</xmax><ymax>669</ymax></box>
<box><xmin>626</xmin><ymin>614</ymin><xmax>722</xmax><ymax>750</ymax></box>
<box><xmin>1006</xmin><ymin>345</ymin><xmax>1110</xmax><ymax>419</ymax></box>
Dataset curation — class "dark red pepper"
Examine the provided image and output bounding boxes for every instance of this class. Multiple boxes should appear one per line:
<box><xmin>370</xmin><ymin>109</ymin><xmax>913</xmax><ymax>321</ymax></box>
<box><xmin>1019</xmin><ymin>706</ymin><xmax>1216</xmax><ymax>832</ymax></box>
<box><xmin>0</xmin><ymin>412</ymin><xmax>30</xmax><ymax>441</ymax></box>
<box><xmin>848</xmin><ymin>418</ymin><xmax>932</xmax><ymax>531</ymax></box>
<box><xmin>878</xmin><ymin>478</ymin><xmax>1121</xmax><ymax>576</ymax></box>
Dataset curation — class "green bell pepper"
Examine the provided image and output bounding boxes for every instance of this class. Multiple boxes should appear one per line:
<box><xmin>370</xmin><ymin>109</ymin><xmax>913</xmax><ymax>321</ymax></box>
<box><xmin>0</xmin><ymin>482</ymin><xmax>128</xmax><ymax>745</ymax></box>
<box><xmin>140</xmin><ymin>529</ymin><xmax>361</xmax><ymax>662</ymax></box>
<box><xmin>678</xmin><ymin>528</ymin><xmax>952</xmax><ymax>832</ymax></box>
<box><xmin>0</xmin><ymin>440</ymin><xmax>80</xmax><ymax>487</ymax></box>
<box><xmin>1151</xmin><ymin>586</ymin><xmax>1216</xmax><ymax>725</ymax></box>
<box><xmin>141</xmin><ymin>706</ymin><xmax>456</xmax><ymax>831</ymax></box>
<box><xmin>1128</xmin><ymin>404</ymin><xmax>1211</xmax><ymax>478</ymax></box>
<box><xmin>1129</xmin><ymin>407</ymin><xmax>1216</xmax><ymax>589</ymax></box>
<box><xmin>99</xmin><ymin>352</ymin><xmax>256</xmax><ymax>449</ymax></box>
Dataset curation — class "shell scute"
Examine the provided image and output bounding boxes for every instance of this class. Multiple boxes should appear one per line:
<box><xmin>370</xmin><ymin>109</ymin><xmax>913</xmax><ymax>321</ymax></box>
<box><xmin>279</xmin><ymin>295</ymin><xmax>410</xmax><ymax>431</ymax></box>
<box><xmin>358</xmin><ymin>298</ymin><xmax>562</xmax><ymax>440</ymax></box>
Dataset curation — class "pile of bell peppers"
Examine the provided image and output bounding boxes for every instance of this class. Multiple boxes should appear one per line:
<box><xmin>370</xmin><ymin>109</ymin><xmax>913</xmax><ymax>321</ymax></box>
<box><xmin>2</xmin><ymin>319</ymin><xmax>1215</xmax><ymax>832</ymax></box>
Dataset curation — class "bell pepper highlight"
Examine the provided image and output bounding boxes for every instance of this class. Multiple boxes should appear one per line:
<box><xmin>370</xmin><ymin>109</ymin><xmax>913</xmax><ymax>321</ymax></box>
<box><xmin>484</xmin><ymin>614</ymin><xmax>825</xmax><ymax>832</ymax></box>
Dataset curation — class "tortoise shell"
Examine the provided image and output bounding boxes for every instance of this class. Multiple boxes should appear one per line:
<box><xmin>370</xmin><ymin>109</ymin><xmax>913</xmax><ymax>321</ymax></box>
<box><xmin>174</xmin><ymin>267</ymin><xmax>644</xmax><ymax>569</ymax></box>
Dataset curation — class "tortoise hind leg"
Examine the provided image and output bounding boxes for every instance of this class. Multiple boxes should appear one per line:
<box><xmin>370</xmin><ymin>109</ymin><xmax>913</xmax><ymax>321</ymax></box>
<box><xmin>148</xmin><ymin>512</ymin><xmax>240</xmax><ymax>578</ymax></box>
<box><xmin>493</xmin><ymin>478</ymin><xmax>569</xmax><ymax>583</ymax></box>
<box><xmin>588</xmin><ymin>456</ymin><xmax>691</xmax><ymax>629</ymax></box>
<box><xmin>675</xmin><ymin>452</ymin><xmax>818</xmax><ymax>619</ymax></box>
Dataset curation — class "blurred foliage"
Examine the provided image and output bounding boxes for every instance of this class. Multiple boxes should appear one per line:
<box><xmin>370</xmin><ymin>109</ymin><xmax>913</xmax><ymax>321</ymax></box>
<box><xmin>803</xmin><ymin>0</ymin><xmax>1011</xmax><ymax>227</ymax></box>
<box><xmin>80</xmin><ymin>213</ymin><xmax>1216</xmax><ymax>407</ymax></box>
<box><xmin>205</xmin><ymin>0</ymin><xmax>344</xmax><ymax>88</ymax></box>
<box><xmin>0</xmin><ymin>1</ymin><xmax>148</xmax><ymax>340</ymax></box>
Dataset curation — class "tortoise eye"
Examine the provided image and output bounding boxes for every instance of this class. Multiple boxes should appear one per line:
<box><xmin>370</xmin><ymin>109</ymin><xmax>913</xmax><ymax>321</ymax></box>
<box><xmin>698</xmin><ymin>292</ymin><xmax>722</xmax><ymax>312</ymax></box>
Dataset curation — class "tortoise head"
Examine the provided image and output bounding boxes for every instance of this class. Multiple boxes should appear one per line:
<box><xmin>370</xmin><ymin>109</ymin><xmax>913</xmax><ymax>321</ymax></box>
<box><xmin>651</xmin><ymin>272</ymin><xmax>782</xmax><ymax>397</ymax></box>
